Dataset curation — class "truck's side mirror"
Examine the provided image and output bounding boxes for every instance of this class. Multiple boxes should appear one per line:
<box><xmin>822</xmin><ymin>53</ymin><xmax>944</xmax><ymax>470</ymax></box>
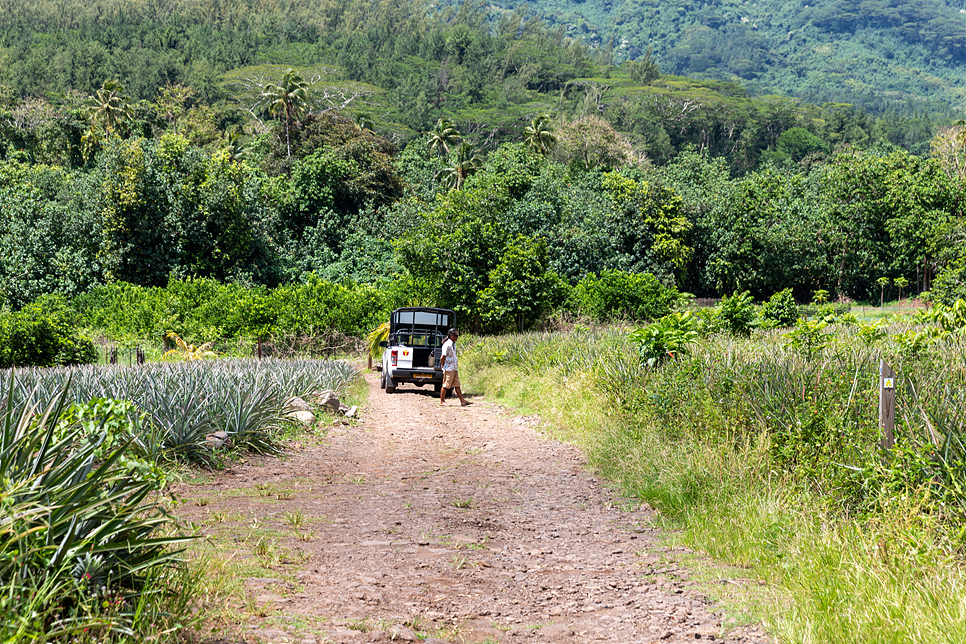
<box><xmin>379</xmin><ymin>341</ymin><xmax>388</xmax><ymax>348</ymax></box>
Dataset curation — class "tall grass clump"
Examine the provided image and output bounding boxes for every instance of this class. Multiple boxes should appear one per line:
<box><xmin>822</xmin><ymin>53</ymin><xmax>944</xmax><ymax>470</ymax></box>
<box><xmin>462</xmin><ymin>313</ymin><xmax>966</xmax><ymax>642</ymax></box>
<box><xmin>0</xmin><ymin>382</ymin><xmax>197</xmax><ymax>642</ymax></box>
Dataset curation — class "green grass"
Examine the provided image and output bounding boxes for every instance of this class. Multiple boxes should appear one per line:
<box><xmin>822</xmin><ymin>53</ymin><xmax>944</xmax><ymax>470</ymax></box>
<box><xmin>851</xmin><ymin>301</ymin><xmax>915</xmax><ymax>320</ymax></box>
<box><xmin>462</xmin><ymin>324</ymin><xmax>966</xmax><ymax>643</ymax></box>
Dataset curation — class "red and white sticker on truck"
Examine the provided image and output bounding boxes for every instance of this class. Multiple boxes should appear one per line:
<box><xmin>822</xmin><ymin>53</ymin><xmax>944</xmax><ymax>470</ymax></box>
<box><xmin>398</xmin><ymin>348</ymin><xmax>413</xmax><ymax>368</ymax></box>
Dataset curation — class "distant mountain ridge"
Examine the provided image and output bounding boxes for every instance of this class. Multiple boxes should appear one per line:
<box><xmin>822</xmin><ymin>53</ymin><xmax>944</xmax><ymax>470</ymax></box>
<box><xmin>488</xmin><ymin>0</ymin><xmax>966</xmax><ymax>113</ymax></box>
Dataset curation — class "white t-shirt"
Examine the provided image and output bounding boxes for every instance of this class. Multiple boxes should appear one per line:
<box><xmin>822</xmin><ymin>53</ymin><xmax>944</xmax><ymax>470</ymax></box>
<box><xmin>441</xmin><ymin>338</ymin><xmax>458</xmax><ymax>371</ymax></box>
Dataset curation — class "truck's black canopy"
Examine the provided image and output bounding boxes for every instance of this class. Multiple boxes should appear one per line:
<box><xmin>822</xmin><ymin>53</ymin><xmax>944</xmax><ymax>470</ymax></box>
<box><xmin>389</xmin><ymin>308</ymin><xmax>455</xmax><ymax>332</ymax></box>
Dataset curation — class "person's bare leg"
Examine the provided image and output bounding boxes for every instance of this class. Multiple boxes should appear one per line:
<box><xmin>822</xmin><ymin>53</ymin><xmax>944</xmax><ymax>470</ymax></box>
<box><xmin>440</xmin><ymin>387</ymin><xmax>448</xmax><ymax>405</ymax></box>
<box><xmin>455</xmin><ymin>386</ymin><xmax>468</xmax><ymax>405</ymax></box>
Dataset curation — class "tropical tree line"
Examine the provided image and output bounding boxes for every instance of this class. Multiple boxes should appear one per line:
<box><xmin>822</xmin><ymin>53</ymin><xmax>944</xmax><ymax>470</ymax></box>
<box><xmin>0</xmin><ymin>0</ymin><xmax>962</xmax><ymax>334</ymax></box>
<box><xmin>3</xmin><ymin>92</ymin><xmax>966</xmax><ymax>340</ymax></box>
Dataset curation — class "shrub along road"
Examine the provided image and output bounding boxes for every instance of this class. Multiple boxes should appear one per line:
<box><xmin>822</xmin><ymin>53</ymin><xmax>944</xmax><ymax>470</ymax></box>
<box><xmin>176</xmin><ymin>374</ymin><xmax>770</xmax><ymax>643</ymax></box>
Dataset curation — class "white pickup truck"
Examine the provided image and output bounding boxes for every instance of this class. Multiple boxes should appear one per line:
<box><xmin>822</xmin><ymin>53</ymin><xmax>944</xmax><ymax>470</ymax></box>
<box><xmin>379</xmin><ymin>307</ymin><xmax>455</xmax><ymax>394</ymax></box>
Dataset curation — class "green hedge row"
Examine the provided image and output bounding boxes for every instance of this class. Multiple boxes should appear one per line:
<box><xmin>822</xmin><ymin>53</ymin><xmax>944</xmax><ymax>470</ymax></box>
<box><xmin>0</xmin><ymin>269</ymin><xmax>683</xmax><ymax>366</ymax></box>
<box><xmin>72</xmin><ymin>275</ymin><xmax>411</xmax><ymax>346</ymax></box>
<box><xmin>72</xmin><ymin>270</ymin><xmax>683</xmax><ymax>348</ymax></box>
<box><xmin>0</xmin><ymin>296</ymin><xmax>97</xmax><ymax>368</ymax></box>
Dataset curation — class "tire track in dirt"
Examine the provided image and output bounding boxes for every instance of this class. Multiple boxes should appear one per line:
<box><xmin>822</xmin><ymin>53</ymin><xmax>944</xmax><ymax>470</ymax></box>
<box><xmin>180</xmin><ymin>373</ymin><xmax>771</xmax><ymax>644</ymax></box>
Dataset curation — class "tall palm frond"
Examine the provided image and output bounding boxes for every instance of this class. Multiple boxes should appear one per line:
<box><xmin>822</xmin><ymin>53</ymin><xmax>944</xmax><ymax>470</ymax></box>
<box><xmin>427</xmin><ymin>118</ymin><xmax>462</xmax><ymax>158</ymax></box>
<box><xmin>365</xmin><ymin>322</ymin><xmax>390</xmax><ymax>360</ymax></box>
<box><xmin>81</xmin><ymin>79</ymin><xmax>133</xmax><ymax>160</ymax></box>
<box><xmin>84</xmin><ymin>79</ymin><xmax>134</xmax><ymax>135</ymax></box>
<box><xmin>523</xmin><ymin>114</ymin><xmax>556</xmax><ymax>156</ymax></box>
<box><xmin>437</xmin><ymin>142</ymin><xmax>482</xmax><ymax>190</ymax></box>
<box><xmin>162</xmin><ymin>332</ymin><xmax>218</xmax><ymax>361</ymax></box>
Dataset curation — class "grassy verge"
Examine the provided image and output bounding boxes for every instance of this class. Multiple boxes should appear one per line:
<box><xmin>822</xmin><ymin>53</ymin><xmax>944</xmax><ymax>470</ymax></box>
<box><xmin>461</xmin><ymin>329</ymin><xmax>966</xmax><ymax>643</ymax></box>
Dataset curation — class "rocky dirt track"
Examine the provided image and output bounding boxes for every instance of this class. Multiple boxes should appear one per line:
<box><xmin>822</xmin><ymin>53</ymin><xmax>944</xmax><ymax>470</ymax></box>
<box><xmin>176</xmin><ymin>373</ymin><xmax>771</xmax><ymax>644</ymax></box>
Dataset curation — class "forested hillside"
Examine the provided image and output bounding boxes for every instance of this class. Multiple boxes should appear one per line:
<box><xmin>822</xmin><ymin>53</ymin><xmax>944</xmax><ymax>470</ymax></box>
<box><xmin>0</xmin><ymin>0</ymin><xmax>965</xmax><ymax>334</ymax></box>
<box><xmin>487</xmin><ymin>0</ymin><xmax>966</xmax><ymax>114</ymax></box>
<box><xmin>0</xmin><ymin>0</ymin><xmax>952</xmax><ymax>165</ymax></box>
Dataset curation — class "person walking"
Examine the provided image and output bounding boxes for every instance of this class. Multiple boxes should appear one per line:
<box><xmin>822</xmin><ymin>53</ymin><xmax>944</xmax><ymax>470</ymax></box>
<box><xmin>439</xmin><ymin>328</ymin><xmax>469</xmax><ymax>406</ymax></box>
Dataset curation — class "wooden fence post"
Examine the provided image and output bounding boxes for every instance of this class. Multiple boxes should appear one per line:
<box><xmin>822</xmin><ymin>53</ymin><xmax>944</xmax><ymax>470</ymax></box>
<box><xmin>879</xmin><ymin>359</ymin><xmax>896</xmax><ymax>450</ymax></box>
<box><xmin>257</xmin><ymin>337</ymin><xmax>262</xmax><ymax>359</ymax></box>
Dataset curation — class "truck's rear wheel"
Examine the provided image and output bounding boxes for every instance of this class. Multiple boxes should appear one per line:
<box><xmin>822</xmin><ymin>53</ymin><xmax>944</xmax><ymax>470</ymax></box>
<box><xmin>385</xmin><ymin>376</ymin><xmax>396</xmax><ymax>394</ymax></box>
<box><xmin>433</xmin><ymin>383</ymin><xmax>442</xmax><ymax>393</ymax></box>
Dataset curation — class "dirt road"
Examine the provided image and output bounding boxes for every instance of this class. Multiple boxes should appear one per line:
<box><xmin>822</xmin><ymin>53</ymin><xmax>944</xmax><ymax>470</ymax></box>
<box><xmin>178</xmin><ymin>373</ymin><xmax>770</xmax><ymax>644</ymax></box>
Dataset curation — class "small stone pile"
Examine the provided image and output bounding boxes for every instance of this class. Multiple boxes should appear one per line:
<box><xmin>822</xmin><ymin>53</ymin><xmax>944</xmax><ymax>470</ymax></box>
<box><xmin>285</xmin><ymin>390</ymin><xmax>358</xmax><ymax>426</ymax></box>
<box><xmin>204</xmin><ymin>390</ymin><xmax>357</xmax><ymax>448</ymax></box>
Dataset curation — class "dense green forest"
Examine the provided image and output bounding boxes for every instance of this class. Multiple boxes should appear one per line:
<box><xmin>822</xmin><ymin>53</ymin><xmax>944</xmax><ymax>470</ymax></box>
<box><xmin>1</xmin><ymin>0</ymin><xmax>966</xmax><ymax>341</ymax></box>
<box><xmin>0</xmin><ymin>0</ymin><xmax>954</xmax><ymax>164</ymax></box>
<box><xmin>487</xmin><ymin>0</ymin><xmax>966</xmax><ymax>115</ymax></box>
<box><xmin>3</xmin><ymin>108</ymin><xmax>965</xmax><ymax>333</ymax></box>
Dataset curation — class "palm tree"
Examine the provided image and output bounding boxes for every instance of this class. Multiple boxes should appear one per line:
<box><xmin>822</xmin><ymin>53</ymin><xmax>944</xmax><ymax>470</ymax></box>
<box><xmin>894</xmin><ymin>276</ymin><xmax>909</xmax><ymax>302</ymax></box>
<box><xmin>262</xmin><ymin>69</ymin><xmax>312</xmax><ymax>157</ymax></box>
<box><xmin>82</xmin><ymin>79</ymin><xmax>134</xmax><ymax>161</ymax></box>
<box><xmin>437</xmin><ymin>142</ymin><xmax>481</xmax><ymax>190</ymax></box>
<box><xmin>222</xmin><ymin>127</ymin><xmax>252</xmax><ymax>163</ymax></box>
<box><xmin>523</xmin><ymin>114</ymin><xmax>556</xmax><ymax>156</ymax></box>
<box><xmin>85</xmin><ymin>79</ymin><xmax>134</xmax><ymax>135</ymax></box>
<box><xmin>427</xmin><ymin>118</ymin><xmax>462</xmax><ymax>158</ymax></box>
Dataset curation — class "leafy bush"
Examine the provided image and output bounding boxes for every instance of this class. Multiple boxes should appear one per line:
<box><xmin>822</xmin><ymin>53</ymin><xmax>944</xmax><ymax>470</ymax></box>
<box><xmin>915</xmin><ymin>299</ymin><xmax>966</xmax><ymax>333</ymax></box>
<box><xmin>568</xmin><ymin>269</ymin><xmax>679</xmax><ymax>322</ymax></box>
<box><xmin>856</xmin><ymin>320</ymin><xmax>888</xmax><ymax>346</ymax></box>
<box><xmin>0</xmin><ymin>295</ymin><xmax>96</xmax><ymax>368</ymax></box>
<box><xmin>268</xmin><ymin>274</ymin><xmax>396</xmax><ymax>339</ymax></box>
<box><xmin>760</xmin><ymin>288</ymin><xmax>799</xmax><ymax>328</ymax></box>
<box><xmin>715</xmin><ymin>290</ymin><xmax>757</xmax><ymax>336</ymax></box>
<box><xmin>73</xmin><ymin>276</ymin><xmax>399</xmax><ymax>349</ymax></box>
<box><xmin>629</xmin><ymin>312</ymin><xmax>699</xmax><ymax>367</ymax></box>
<box><xmin>929</xmin><ymin>257</ymin><xmax>966</xmax><ymax>305</ymax></box>
<box><xmin>784</xmin><ymin>318</ymin><xmax>832</xmax><ymax>359</ymax></box>
<box><xmin>891</xmin><ymin>328</ymin><xmax>941</xmax><ymax>357</ymax></box>
<box><xmin>477</xmin><ymin>235</ymin><xmax>570</xmax><ymax>332</ymax></box>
